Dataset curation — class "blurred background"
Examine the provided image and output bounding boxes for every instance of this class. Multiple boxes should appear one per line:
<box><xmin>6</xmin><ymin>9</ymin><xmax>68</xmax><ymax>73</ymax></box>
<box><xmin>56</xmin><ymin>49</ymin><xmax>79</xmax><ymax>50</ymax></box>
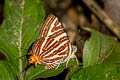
<box><xmin>0</xmin><ymin>0</ymin><xmax>120</xmax><ymax>80</ymax></box>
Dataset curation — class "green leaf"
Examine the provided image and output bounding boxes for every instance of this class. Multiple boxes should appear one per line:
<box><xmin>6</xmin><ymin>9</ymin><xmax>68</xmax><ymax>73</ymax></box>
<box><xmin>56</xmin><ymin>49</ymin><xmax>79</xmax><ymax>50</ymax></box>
<box><xmin>71</xmin><ymin>64</ymin><xmax>120</xmax><ymax>80</ymax></box>
<box><xmin>26</xmin><ymin>60</ymin><xmax>78</xmax><ymax>80</ymax></box>
<box><xmin>0</xmin><ymin>61</ymin><xmax>16</xmax><ymax>80</ymax></box>
<box><xmin>0</xmin><ymin>40</ymin><xmax>19</xmax><ymax>74</ymax></box>
<box><xmin>0</xmin><ymin>0</ymin><xmax>78</xmax><ymax>79</ymax></box>
<box><xmin>83</xmin><ymin>29</ymin><xmax>100</xmax><ymax>67</ymax></box>
<box><xmin>65</xmin><ymin>67</ymin><xmax>81</xmax><ymax>80</ymax></box>
<box><xmin>83</xmin><ymin>29</ymin><xmax>120</xmax><ymax>67</ymax></box>
<box><xmin>0</xmin><ymin>0</ymin><xmax>45</xmax><ymax>79</ymax></box>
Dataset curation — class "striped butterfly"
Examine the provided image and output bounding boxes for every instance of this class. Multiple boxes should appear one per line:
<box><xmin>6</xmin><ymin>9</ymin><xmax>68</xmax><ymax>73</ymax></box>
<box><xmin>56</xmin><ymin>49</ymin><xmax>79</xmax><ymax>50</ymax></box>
<box><xmin>26</xmin><ymin>14</ymin><xmax>78</xmax><ymax>70</ymax></box>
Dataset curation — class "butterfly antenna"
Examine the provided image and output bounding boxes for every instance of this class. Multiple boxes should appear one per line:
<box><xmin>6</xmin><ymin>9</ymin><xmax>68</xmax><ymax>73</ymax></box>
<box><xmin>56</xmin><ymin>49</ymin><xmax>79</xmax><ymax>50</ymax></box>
<box><xmin>20</xmin><ymin>48</ymin><xmax>28</xmax><ymax>51</ymax></box>
<box><xmin>22</xmin><ymin>68</ymin><xmax>27</xmax><ymax>80</ymax></box>
<box><xmin>20</xmin><ymin>68</ymin><xmax>27</xmax><ymax>80</ymax></box>
<box><xmin>14</xmin><ymin>48</ymin><xmax>28</xmax><ymax>60</ymax></box>
<box><xmin>22</xmin><ymin>63</ymin><xmax>32</xmax><ymax>78</ymax></box>
<box><xmin>43</xmin><ymin>0</ymin><xmax>55</xmax><ymax>15</ymax></box>
<box><xmin>76</xmin><ymin>38</ymin><xmax>82</xmax><ymax>43</ymax></box>
<box><xmin>14</xmin><ymin>55</ymin><xmax>26</xmax><ymax>60</ymax></box>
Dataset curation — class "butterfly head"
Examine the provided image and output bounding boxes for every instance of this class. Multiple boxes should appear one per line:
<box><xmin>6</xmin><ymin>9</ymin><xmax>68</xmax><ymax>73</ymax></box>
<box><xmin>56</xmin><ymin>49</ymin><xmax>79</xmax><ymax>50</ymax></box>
<box><xmin>23</xmin><ymin>51</ymin><xmax>39</xmax><ymax>74</ymax></box>
<box><xmin>27</xmin><ymin>51</ymin><xmax>40</xmax><ymax>67</ymax></box>
<box><xmin>28</xmin><ymin>56</ymin><xmax>40</xmax><ymax>67</ymax></box>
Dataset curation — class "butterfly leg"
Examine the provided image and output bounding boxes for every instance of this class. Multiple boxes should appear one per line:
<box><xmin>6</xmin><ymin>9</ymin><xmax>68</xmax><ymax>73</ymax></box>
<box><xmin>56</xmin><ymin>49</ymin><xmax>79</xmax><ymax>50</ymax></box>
<box><xmin>72</xmin><ymin>54</ymin><xmax>79</xmax><ymax>65</ymax></box>
<box><xmin>65</xmin><ymin>54</ymin><xmax>79</xmax><ymax>68</ymax></box>
<box><xmin>45</xmin><ymin>64</ymin><xmax>52</xmax><ymax>70</ymax></box>
<box><xmin>45</xmin><ymin>63</ymin><xmax>57</xmax><ymax>70</ymax></box>
<box><xmin>55</xmin><ymin>60</ymin><xmax>63</xmax><ymax>69</ymax></box>
<box><xmin>65</xmin><ymin>56</ymin><xmax>70</xmax><ymax>68</ymax></box>
<box><xmin>65</xmin><ymin>46</ymin><xmax>79</xmax><ymax>68</ymax></box>
<box><xmin>70</xmin><ymin>45</ymin><xmax>79</xmax><ymax>65</ymax></box>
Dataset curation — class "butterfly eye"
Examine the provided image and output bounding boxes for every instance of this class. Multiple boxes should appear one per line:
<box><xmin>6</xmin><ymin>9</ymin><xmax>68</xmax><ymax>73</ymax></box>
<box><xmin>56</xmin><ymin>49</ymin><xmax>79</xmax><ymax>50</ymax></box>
<box><xmin>28</xmin><ymin>58</ymin><xmax>32</xmax><ymax>61</ymax></box>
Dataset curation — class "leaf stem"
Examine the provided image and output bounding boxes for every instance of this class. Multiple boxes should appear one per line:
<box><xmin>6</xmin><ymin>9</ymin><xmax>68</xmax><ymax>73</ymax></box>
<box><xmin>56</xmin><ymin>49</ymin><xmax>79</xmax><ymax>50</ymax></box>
<box><xmin>18</xmin><ymin>1</ymin><xmax>24</xmax><ymax>80</ymax></box>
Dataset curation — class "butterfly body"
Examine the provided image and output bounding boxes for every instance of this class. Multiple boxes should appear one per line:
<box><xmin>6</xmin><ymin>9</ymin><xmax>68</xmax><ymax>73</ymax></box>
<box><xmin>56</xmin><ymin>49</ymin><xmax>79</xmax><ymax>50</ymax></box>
<box><xmin>27</xmin><ymin>14</ymin><xmax>77</xmax><ymax>70</ymax></box>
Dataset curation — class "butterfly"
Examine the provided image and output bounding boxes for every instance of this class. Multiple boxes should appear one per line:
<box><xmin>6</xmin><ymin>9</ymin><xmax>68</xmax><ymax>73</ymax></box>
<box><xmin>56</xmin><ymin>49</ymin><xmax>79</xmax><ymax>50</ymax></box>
<box><xmin>26</xmin><ymin>13</ymin><xmax>78</xmax><ymax>70</ymax></box>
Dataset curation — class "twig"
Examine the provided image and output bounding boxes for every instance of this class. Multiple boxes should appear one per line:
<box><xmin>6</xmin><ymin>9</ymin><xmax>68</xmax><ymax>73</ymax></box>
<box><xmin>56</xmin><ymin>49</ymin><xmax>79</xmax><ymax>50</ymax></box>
<box><xmin>19</xmin><ymin>1</ymin><xmax>24</xmax><ymax>80</ymax></box>
<box><xmin>82</xmin><ymin>0</ymin><xmax>120</xmax><ymax>39</ymax></box>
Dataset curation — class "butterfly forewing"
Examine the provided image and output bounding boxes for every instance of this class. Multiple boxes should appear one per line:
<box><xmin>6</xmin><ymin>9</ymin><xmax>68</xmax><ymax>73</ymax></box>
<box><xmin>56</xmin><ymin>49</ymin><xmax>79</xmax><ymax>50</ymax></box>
<box><xmin>29</xmin><ymin>14</ymin><xmax>75</xmax><ymax>70</ymax></box>
<box><xmin>40</xmin><ymin>14</ymin><xmax>65</xmax><ymax>38</ymax></box>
